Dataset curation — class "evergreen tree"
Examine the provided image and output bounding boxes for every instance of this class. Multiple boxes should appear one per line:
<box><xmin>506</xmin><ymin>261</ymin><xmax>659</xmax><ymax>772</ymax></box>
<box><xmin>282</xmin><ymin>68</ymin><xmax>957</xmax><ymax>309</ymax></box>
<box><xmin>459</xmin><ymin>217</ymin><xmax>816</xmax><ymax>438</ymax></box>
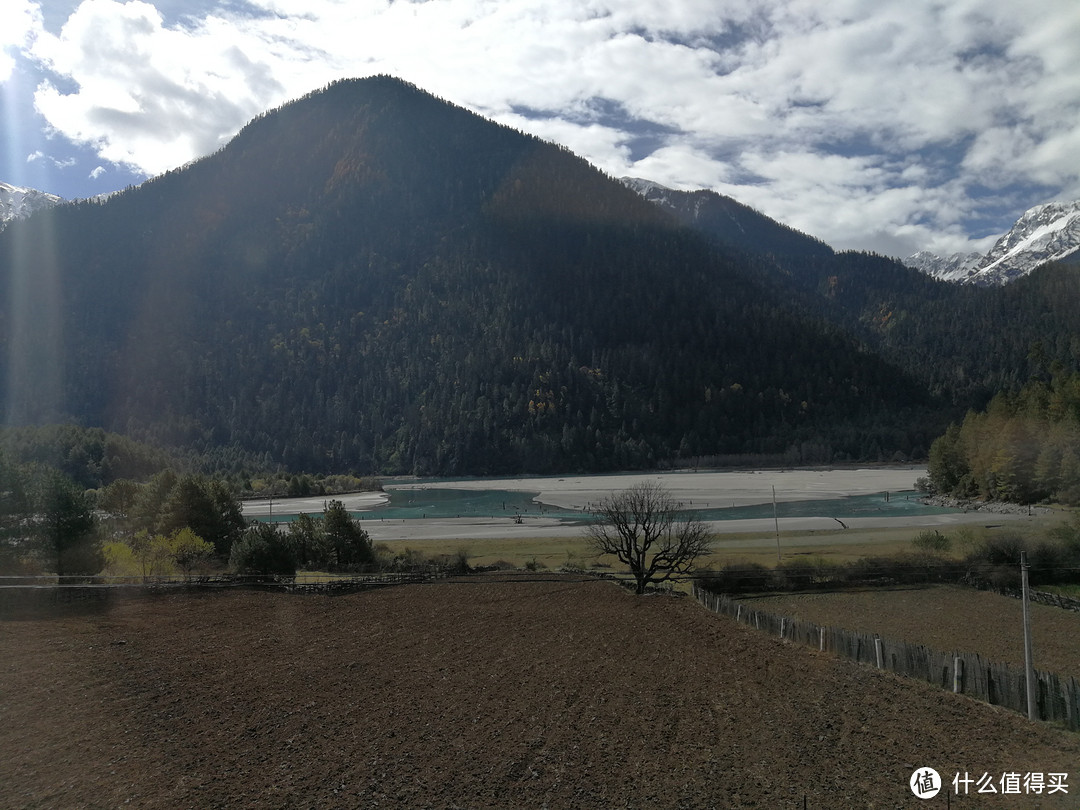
<box><xmin>229</xmin><ymin>522</ymin><xmax>296</xmax><ymax>580</ymax></box>
<box><xmin>33</xmin><ymin>469</ymin><xmax>100</xmax><ymax>581</ymax></box>
<box><xmin>0</xmin><ymin>452</ymin><xmax>30</xmax><ymax>572</ymax></box>
<box><xmin>323</xmin><ymin>500</ymin><xmax>373</xmax><ymax>571</ymax></box>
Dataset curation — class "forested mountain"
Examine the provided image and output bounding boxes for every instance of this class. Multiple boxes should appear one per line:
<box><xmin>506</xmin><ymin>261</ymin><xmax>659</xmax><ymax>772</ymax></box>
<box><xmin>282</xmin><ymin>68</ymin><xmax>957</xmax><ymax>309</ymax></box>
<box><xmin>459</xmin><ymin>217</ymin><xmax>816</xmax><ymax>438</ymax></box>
<box><xmin>627</xmin><ymin>181</ymin><xmax>1080</xmax><ymax>410</ymax></box>
<box><xmin>0</xmin><ymin>77</ymin><xmax>1073</xmax><ymax>476</ymax></box>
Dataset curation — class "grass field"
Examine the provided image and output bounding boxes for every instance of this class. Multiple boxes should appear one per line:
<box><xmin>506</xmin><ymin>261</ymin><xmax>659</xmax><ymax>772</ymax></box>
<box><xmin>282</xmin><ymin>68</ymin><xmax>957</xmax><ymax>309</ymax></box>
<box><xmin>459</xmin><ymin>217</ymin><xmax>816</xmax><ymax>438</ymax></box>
<box><xmin>371</xmin><ymin>526</ymin><xmax>922</xmax><ymax>573</ymax></box>
<box><xmin>385</xmin><ymin>513</ymin><xmax>1071</xmax><ymax>575</ymax></box>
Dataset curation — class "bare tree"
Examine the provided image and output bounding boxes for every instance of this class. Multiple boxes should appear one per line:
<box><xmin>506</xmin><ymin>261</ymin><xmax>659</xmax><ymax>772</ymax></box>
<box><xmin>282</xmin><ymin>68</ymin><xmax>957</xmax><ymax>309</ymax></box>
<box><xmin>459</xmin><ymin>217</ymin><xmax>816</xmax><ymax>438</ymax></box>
<box><xmin>586</xmin><ymin>481</ymin><xmax>712</xmax><ymax>594</ymax></box>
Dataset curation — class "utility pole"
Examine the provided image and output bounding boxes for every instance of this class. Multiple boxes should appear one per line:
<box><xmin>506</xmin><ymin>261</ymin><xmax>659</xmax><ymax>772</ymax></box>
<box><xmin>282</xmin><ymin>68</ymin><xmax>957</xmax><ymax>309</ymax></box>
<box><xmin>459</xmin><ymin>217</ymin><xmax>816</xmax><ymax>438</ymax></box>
<box><xmin>772</xmin><ymin>485</ymin><xmax>781</xmax><ymax>564</ymax></box>
<box><xmin>1021</xmin><ymin>551</ymin><xmax>1037</xmax><ymax>721</ymax></box>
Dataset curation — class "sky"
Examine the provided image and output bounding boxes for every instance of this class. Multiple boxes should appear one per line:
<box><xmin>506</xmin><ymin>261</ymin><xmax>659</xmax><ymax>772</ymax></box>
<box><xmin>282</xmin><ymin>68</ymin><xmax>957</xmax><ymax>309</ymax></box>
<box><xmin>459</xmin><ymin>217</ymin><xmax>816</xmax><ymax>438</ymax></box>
<box><xmin>2</xmin><ymin>0</ymin><xmax>1079</xmax><ymax>258</ymax></box>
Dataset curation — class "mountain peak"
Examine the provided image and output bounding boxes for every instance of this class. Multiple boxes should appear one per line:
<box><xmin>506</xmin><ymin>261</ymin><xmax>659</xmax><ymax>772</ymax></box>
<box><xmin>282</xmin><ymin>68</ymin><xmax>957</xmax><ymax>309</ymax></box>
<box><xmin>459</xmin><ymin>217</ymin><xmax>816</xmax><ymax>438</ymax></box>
<box><xmin>0</xmin><ymin>181</ymin><xmax>64</xmax><ymax>229</ymax></box>
<box><xmin>906</xmin><ymin>200</ymin><xmax>1080</xmax><ymax>285</ymax></box>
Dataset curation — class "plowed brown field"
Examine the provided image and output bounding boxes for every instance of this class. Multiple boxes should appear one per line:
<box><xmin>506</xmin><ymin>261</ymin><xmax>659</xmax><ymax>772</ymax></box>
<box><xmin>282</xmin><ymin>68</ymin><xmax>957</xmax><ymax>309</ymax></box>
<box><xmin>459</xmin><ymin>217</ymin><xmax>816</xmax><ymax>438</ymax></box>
<box><xmin>742</xmin><ymin>585</ymin><xmax>1080</xmax><ymax>677</ymax></box>
<box><xmin>2</xmin><ymin>575</ymin><xmax>1077</xmax><ymax>809</ymax></box>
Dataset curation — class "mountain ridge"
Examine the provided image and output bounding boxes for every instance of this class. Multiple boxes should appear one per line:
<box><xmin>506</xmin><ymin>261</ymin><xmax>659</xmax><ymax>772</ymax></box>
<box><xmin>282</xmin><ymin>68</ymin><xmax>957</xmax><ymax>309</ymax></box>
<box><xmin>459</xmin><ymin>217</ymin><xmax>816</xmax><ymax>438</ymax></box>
<box><xmin>0</xmin><ymin>76</ymin><xmax>943</xmax><ymax>475</ymax></box>
<box><xmin>619</xmin><ymin>172</ymin><xmax>1080</xmax><ymax>415</ymax></box>
<box><xmin>0</xmin><ymin>181</ymin><xmax>64</xmax><ymax>229</ymax></box>
<box><xmin>4</xmin><ymin>77</ymin><xmax>1080</xmax><ymax>476</ymax></box>
<box><xmin>905</xmin><ymin>200</ymin><xmax>1080</xmax><ymax>285</ymax></box>
<box><xmin>620</xmin><ymin>176</ymin><xmax>834</xmax><ymax>260</ymax></box>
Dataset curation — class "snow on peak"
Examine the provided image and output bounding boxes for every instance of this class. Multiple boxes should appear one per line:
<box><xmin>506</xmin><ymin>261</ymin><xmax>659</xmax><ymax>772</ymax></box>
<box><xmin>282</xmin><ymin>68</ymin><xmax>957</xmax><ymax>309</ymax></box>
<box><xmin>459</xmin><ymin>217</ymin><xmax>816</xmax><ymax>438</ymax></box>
<box><xmin>620</xmin><ymin>176</ymin><xmax>680</xmax><ymax>202</ymax></box>
<box><xmin>0</xmin><ymin>181</ymin><xmax>65</xmax><ymax>229</ymax></box>
<box><xmin>906</xmin><ymin>200</ymin><xmax>1080</xmax><ymax>285</ymax></box>
<box><xmin>904</xmin><ymin>250</ymin><xmax>983</xmax><ymax>283</ymax></box>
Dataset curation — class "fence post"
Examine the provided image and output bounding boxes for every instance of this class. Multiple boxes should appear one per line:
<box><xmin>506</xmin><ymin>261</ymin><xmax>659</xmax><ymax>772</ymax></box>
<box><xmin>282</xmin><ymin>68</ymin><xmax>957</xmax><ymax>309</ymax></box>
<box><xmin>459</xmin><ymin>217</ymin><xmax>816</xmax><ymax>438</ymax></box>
<box><xmin>1069</xmin><ymin>677</ymin><xmax>1079</xmax><ymax>732</ymax></box>
<box><xmin>875</xmin><ymin>637</ymin><xmax>884</xmax><ymax>670</ymax></box>
<box><xmin>780</xmin><ymin>617</ymin><xmax>786</xmax><ymax>639</ymax></box>
<box><xmin>953</xmin><ymin>656</ymin><xmax>963</xmax><ymax>693</ymax></box>
<box><xmin>819</xmin><ymin>626</ymin><xmax>825</xmax><ymax>652</ymax></box>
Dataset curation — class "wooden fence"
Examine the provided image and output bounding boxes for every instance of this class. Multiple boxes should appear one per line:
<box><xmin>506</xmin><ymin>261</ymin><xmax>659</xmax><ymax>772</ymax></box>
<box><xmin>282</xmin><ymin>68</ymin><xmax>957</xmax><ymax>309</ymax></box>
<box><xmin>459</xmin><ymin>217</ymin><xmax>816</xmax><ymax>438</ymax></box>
<box><xmin>986</xmin><ymin>584</ymin><xmax>1080</xmax><ymax>613</ymax></box>
<box><xmin>692</xmin><ymin>584</ymin><xmax>1080</xmax><ymax>732</ymax></box>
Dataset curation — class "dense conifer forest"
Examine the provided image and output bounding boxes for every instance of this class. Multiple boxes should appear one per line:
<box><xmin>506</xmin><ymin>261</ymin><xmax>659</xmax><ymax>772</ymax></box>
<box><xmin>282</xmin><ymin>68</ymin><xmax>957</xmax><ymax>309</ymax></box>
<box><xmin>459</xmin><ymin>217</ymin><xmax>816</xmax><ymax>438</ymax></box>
<box><xmin>1</xmin><ymin>77</ymin><xmax>1078</xmax><ymax>478</ymax></box>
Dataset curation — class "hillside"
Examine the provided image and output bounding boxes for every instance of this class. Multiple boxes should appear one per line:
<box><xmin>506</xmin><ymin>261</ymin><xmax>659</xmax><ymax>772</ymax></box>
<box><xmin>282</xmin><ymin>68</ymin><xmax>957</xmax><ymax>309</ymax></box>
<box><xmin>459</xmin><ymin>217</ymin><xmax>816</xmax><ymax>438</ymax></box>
<box><xmin>626</xmin><ymin>180</ymin><xmax>1080</xmax><ymax>408</ymax></box>
<box><xmin>0</xmin><ymin>77</ymin><xmax>947</xmax><ymax>475</ymax></box>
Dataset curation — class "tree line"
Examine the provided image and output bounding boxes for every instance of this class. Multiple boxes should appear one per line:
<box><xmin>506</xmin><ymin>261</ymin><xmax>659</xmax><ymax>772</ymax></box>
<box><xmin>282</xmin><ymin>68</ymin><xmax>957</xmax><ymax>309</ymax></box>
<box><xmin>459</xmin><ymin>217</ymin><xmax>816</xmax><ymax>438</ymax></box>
<box><xmin>925</xmin><ymin>370</ymin><xmax>1080</xmax><ymax>505</ymax></box>
<box><xmin>0</xmin><ymin>450</ymin><xmax>379</xmax><ymax>581</ymax></box>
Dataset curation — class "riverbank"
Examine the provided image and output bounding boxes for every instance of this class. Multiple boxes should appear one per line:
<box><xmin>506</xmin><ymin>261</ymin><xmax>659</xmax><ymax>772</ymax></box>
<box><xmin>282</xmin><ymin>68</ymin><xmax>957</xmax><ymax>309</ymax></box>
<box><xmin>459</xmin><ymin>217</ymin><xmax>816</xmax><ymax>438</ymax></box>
<box><xmin>244</xmin><ymin>467</ymin><xmax>1053</xmax><ymax>544</ymax></box>
<box><xmin>919</xmin><ymin>495</ymin><xmax>1057</xmax><ymax>516</ymax></box>
<box><xmin>389</xmin><ymin>466</ymin><xmax>928</xmax><ymax>510</ymax></box>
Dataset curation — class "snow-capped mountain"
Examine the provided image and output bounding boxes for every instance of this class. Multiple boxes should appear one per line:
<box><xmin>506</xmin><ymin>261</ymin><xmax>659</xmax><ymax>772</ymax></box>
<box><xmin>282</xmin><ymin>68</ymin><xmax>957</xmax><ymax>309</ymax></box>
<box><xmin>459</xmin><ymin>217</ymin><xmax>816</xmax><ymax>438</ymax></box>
<box><xmin>906</xmin><ymin>201</ymin><xmax>1080</xmax><ymax>285</ymax></box>
<box><xmin>0</xmin><ymin>181</ymin><xmax>64</xmax><ymax>229</ymax></box>
<box><xmin>903</xmin><ymin>250</ymin><xmax>983</xmax><ymax>283</ymax></box>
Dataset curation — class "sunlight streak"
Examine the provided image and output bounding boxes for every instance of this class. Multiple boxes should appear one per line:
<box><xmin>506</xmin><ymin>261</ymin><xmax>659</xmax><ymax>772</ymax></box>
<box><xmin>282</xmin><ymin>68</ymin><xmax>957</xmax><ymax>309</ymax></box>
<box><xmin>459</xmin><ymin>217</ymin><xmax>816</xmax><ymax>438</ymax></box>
<box><xmin>3</xmin><ymin>205</ymin><xmax>64</xmax><ymax>427</ymax></box>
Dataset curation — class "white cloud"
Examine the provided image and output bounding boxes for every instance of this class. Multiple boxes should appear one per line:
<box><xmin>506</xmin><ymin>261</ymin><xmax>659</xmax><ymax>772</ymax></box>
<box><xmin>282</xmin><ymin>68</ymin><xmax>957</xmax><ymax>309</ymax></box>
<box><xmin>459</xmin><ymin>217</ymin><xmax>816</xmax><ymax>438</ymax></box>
<box><xmin>10</xmin><ymin>0</ymin><xmax>1080</xmax><ymax>255</ymax></box>
<box><xmin>26</xmin><ymin>148</ymin><xmax>76</xmax><ymax>169</ymax></box>
<box><xmin>30</xmin><ymin>0</ymin><xmax>285</xmax><ymax>175</ymax></box>
<box><xmin>0</xmin><ymin>0</ymin><xmax>42</xmax><ymax>81</ymax></box>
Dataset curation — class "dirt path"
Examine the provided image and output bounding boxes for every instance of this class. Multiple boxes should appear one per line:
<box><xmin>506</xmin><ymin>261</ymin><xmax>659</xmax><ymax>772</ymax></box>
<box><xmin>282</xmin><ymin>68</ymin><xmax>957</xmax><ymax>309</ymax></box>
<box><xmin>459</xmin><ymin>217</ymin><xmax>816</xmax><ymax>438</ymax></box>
<box><xmin>2</xmin><ymin>576</ymin><xmax>1077</xmax><ymax>808</ymax></box>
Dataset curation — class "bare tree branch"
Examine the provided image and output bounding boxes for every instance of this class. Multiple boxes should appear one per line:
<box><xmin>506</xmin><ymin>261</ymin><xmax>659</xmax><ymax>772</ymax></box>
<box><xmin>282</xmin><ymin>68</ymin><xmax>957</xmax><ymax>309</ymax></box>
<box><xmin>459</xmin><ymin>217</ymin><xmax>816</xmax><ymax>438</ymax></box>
<box><xmin>586</xmin><ymin>481</ymin><xmax>712</xmax><ymax>593</ymax></box>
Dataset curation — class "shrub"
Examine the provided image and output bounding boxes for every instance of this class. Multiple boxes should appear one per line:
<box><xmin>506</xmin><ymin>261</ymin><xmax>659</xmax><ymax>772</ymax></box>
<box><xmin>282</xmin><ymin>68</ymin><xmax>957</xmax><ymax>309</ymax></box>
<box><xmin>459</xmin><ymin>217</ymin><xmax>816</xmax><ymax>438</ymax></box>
<box><xmin>771</xmin><ymin>559</ymin><xmax>816</xmax><ymax>591</ymax></box>
<box><xmin>438</xmin><ymin>548</ymin><xmax>471</xmax><ymax>575</ymax></box>
<box><xmin>911</xmin><ymin>529</ymin><xmax>950</xmax><ymax>553</ymax></box>
<box><xmin>698</xmin><ymin>562</ymin><xmax>771</xmax><ymax>594</ymax></box>
<box><xmin>377</xmin><ymin>546</ymin><xmax>429</xmax><ymax>572</ymax></box>
<box><xmin>846</xmin><ymin>553</ymin><xmax>951</xmax><ymax>586</ymax></box>
<box><xmin>983</xmin><ymin>564</ymin><xmax>1022</xmax><ymax>591</ymax></box>
<box><xmin>1048</xmin><ymin>514</ymin><xmax>1080</xmax><ymax>555</ymax></box>
<box><xmin>961</xmin><ymin>534</ymin><xmax>1026</xmax><ymax>590</ymax></box>
<box><xmin>951</xmin><ymin>526</ymin><xmax>982</xmax><ymax>554</ymax></box>
<box><xmin>968</xmin><ymin>533</ymin><xmax>1027</xmax><ymax>567</ymax></box>
<box><xmin>101</xmin><ymin>540</ymin><xmax>140</xmax><ymax>578</ymax></box>
<box><xmin>169</xmin><ymin>528</ymin><xmax>214</xmax><ymax>579</ymax></box>
<box><xmin>1028</xmin><ymin>541</ymin><xmax>1066</xmax><ymax>586</ymax></box>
